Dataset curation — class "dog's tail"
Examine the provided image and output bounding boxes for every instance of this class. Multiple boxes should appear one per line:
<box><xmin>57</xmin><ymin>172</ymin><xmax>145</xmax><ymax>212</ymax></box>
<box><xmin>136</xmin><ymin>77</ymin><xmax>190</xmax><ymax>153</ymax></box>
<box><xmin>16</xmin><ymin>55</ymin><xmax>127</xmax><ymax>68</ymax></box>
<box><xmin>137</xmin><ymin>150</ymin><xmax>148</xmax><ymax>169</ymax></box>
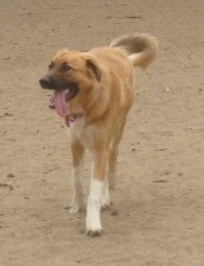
<box><xmin>110</xmin><ymin>33</ymin><xmax>158</xmax><ymax>68</ymax></box>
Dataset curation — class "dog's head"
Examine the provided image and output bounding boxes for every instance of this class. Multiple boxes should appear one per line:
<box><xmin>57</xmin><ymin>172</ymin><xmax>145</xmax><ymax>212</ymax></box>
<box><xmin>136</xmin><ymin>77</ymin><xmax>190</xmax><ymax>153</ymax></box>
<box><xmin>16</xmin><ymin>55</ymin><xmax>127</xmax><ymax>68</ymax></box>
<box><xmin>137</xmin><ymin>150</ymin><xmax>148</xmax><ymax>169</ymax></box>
<box><xmin>39</xmin><ymin>50</ymin><xmax>101</xmax><ymax>117</ymax></box>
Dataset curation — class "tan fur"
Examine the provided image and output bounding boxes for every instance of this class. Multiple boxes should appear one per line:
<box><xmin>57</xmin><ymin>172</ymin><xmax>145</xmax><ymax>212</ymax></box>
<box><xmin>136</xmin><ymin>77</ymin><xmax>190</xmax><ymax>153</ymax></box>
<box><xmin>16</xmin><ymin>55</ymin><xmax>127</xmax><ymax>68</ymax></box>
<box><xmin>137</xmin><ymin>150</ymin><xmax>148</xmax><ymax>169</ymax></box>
<box><xmin>110</xmin><ymin>32</ymin><xmax>158</xmax><ymax>68</ymax></box>
<box><xmin>41</xmin><ymin>32</ymin><xmax>158</xmax><ymax>235</ymax></box>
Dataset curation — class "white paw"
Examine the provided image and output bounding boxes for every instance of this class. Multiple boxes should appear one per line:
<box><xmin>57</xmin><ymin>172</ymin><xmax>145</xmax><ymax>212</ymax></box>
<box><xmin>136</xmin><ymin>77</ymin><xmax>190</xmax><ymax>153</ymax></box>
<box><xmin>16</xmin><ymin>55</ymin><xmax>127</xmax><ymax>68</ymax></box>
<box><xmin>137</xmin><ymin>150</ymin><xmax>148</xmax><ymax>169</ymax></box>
<box><xmin>86</xmin><ymin>198</ymin><xmax>102</xmax><ymax>237</ymax></box>
<box><xmin>86</xmin><ymin>227</ymin><xmax>102</xmax><ymax>237</ymax></box>
<box><xmin>69</xmin><ymin>199</ymin><xmax>85</xmax><ymax>214</ymax></box>
<box><xmin>101</xmin><ymin>194</ymin><xmax>110</xmax><ymax>209</ymax></box>
<box><xmin>101</xmin><ymin>179</ymin><xmax>110</xmax><ymax>209</ymax></box>
<box><xmin>86</xmin><ymin>218</ymin><xmax>102</xmax><ymax>237</ymax></box>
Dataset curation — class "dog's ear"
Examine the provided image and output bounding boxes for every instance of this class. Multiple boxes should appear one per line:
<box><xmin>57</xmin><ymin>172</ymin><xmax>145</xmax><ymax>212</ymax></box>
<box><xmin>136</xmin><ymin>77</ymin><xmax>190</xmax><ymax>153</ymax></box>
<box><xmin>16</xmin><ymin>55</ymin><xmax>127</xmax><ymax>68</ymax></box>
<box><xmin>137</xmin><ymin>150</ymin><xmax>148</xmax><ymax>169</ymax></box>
<box><xmin>86</xmin><ymin>58</ymin><xmax>101</xmax><ymax>81</ymax></box>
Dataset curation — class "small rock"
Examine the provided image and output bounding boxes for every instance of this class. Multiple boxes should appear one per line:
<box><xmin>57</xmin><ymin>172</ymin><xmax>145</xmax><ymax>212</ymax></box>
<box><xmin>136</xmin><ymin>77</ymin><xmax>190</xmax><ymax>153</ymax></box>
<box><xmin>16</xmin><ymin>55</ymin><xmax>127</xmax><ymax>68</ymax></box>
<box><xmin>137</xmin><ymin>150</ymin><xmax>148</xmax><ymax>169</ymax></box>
<box><xmin>7</xmin><ymin>173</ymin><xmax>15</xmax><ymax>178</ymax></box>
<box><xmin>165</xmin><ymin>88</ymin><xmax>171</xmax><ymax>92</ymax></box>
<box><xmin>164</xmin><ymin>171</ymin><xmax>170</xmax><ymax>175</ymax></box>
<box><xmin>153</xmin><ymin>179</ymin><xmax>169</xmax><ymax>183</ymax></box>
<box><xmin>4</xmin><ymin>112</ymin><xmax>13</xmax><ymax>117</ymax></box>
<box><xmin>111</xmin><ymin>210</ymin><xmax>119</xmax><ymax>216</ymax></box>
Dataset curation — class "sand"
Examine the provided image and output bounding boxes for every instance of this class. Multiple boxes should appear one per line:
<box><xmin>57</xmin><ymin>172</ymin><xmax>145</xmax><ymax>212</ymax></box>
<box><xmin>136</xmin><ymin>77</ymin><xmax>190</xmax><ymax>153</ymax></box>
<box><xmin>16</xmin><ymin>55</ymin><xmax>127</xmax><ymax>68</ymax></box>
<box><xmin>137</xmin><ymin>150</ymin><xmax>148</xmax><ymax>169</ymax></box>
<box><xmin>0</xmin><ymin>0</ymin><xmax>204</xmax><ymax>265</ymax></box>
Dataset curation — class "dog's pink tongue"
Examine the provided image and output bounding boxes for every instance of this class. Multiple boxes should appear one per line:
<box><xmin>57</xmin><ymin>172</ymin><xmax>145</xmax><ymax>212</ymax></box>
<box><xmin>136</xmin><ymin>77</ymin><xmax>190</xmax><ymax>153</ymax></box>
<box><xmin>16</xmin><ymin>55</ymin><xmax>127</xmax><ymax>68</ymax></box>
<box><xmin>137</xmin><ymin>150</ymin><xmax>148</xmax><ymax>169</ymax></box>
<box><xmin>53</xmin><ymin>89</ymin><xmax>69</xmax><ymax>117</ymax></box>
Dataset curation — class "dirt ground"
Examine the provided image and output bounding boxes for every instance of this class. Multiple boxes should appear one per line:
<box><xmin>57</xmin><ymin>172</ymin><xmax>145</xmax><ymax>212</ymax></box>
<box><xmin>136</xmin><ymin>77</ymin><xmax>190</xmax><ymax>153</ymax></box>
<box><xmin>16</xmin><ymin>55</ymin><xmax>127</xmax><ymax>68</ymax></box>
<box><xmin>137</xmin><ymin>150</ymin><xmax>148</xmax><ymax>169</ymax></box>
<box><xmin>1</xmin><ymin>0</ymin><xmax>204</xmax><ymax>265</ymax></box>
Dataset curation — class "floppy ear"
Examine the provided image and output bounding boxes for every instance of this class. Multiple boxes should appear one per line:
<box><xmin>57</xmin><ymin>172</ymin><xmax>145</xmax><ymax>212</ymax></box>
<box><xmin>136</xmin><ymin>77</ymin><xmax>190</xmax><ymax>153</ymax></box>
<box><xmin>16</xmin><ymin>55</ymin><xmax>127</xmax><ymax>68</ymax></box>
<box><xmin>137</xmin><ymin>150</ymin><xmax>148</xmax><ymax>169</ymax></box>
<box><xmin>86</xmin><ymin>58</ymin><xmax>101</xmax><ymax>81</ymax></box>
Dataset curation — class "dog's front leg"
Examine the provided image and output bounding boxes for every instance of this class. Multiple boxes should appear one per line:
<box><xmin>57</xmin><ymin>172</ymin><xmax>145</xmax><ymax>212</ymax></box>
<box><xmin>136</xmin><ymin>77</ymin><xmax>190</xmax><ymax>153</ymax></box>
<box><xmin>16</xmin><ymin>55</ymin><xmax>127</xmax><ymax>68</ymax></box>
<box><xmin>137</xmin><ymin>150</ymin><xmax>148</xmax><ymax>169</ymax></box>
<box><xmin>86</xmin><ymin>149</ymin><xmax>108</xmax><ymax>236</ymax></box>
<box><xmin>70</xmin><ymin>139</ymin><xmax>85</xmax><ymax>213</ymax></box>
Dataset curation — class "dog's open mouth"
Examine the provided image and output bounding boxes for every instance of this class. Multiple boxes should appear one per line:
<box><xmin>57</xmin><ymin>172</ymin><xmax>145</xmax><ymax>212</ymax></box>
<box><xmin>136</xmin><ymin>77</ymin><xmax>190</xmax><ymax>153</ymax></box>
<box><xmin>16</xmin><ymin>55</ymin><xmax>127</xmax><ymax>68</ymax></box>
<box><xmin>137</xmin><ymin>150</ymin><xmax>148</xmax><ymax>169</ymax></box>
<box><xmin>50</xmin><ymin>85</ymin><xmax>79</xmax><ymax>117</ymax></box>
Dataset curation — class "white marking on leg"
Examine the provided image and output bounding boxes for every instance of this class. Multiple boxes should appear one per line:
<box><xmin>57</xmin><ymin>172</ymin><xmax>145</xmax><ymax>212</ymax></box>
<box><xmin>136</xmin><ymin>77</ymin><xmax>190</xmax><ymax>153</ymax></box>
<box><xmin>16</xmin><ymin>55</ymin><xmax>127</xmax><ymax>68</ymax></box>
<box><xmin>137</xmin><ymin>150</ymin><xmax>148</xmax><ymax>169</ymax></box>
<box><xmin>101</xmin><ymin>178</ymin><xmax>110</xmax><ymax>208</ymax></box>
<box><xmin>86</xmin><ymin>179</ymin><xmax>104</xmax><ymax>235</ymax></box>
<box><xmin>70</xmin><ymin>156</ymin><xmax>85</xmax><ymax>213</ymax></box>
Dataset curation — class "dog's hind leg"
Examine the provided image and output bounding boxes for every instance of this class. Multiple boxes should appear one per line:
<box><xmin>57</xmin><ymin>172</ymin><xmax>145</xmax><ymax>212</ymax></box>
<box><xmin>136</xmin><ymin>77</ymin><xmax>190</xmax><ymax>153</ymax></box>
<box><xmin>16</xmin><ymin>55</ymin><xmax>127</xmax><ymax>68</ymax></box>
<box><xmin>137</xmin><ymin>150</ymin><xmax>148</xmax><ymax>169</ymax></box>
<box><xmin>108</xmin><ymin>144</ymin><xmax>119</xmax><ymax>190</ymax></box>
<box><xmin>69</xmin><ymin>139</ymin><xmax>85</xmax><ymax>213</ymax></box>
<box><xmin>101</xmin><ymin>177</ymin><xmax>110</xmax><ymax>209</ymax></box>
<box><xmin>108</xmin><ymin>117</ymin><xmax>126</xmax><ymax>189</ymax></box>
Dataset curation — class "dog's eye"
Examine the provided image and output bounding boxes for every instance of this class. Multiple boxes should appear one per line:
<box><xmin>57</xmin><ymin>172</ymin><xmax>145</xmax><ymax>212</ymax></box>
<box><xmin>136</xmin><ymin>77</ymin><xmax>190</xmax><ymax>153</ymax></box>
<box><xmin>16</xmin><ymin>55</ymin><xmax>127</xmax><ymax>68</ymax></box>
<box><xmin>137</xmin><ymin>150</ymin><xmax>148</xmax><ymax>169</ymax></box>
<box><xmin>60</xmin><ymin>62</ymin><xmax>71</xmax><ymax>72</ymax></box>
<box><xmin>48</xmin><ymin>62</ymin><xmax>54</xmax><ymax>70</ymax></box>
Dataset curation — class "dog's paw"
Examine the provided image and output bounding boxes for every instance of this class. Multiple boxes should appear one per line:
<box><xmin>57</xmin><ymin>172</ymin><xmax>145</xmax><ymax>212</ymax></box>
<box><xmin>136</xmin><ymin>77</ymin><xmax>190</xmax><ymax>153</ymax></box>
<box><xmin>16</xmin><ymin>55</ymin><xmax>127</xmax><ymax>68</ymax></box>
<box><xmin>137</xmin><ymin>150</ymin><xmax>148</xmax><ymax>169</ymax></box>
<box><xmin>86</xmin><ymin>219</ymin><xmax>102</xmax><ymax>236</ymax></box>
<box><xmin>69</xmin><ymin>200</ymin><xmax>85</xmax><ymax>214</ymax></box>
<box><xmin>101</xmin><ymin>187</ymin><xmax>110</xmax><ymax>209</ymax></box>
<box><xmin>69</xmin><ymin>205</ymin><xmax>80</xmax><ymax>214</ymax></box>
<box><xmin>86</xmin><ymin>200</ymin><xmax>102</xmax><ymax>237</ymax></box>
<box><xmin>86</xmin><ymin>228</ymin><xmax>102</xmax><ymax>237</ymax></box>
<box><xmin>101</xmin><ymin>203</ymin><xmax>111</xmax><ymax>211</ymax></box>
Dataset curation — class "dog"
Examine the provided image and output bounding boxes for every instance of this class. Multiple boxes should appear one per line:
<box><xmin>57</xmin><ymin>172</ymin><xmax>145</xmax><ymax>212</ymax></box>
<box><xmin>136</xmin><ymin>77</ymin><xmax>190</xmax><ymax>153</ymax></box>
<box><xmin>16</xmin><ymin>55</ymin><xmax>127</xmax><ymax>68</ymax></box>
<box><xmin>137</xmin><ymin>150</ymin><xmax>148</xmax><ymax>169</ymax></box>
<box><xmin>39</xmin><ymin>33</ymin><xmax>158</xmax><ymax>236</ymax></box>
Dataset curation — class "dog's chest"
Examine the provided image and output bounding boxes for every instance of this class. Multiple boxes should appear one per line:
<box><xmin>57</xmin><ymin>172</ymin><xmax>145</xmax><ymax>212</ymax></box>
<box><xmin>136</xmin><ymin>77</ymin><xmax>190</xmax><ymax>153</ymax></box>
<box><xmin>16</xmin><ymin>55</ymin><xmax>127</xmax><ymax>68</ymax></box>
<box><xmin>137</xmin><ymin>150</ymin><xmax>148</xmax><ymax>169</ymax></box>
<box><xmin>68</xmin><ymin>118</ymin><xmax>95</xmax><ymax>147</ymax></box>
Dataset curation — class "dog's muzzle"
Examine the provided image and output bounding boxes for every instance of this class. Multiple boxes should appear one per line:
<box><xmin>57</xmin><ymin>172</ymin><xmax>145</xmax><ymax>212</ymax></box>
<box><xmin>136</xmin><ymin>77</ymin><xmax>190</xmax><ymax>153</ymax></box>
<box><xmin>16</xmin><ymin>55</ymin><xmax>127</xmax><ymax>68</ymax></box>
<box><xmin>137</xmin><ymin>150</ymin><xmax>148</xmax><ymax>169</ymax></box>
<box><xmin>39</xmin><ymin>75</ymin><xmax>57</xmax><ymax>90</ymax></box>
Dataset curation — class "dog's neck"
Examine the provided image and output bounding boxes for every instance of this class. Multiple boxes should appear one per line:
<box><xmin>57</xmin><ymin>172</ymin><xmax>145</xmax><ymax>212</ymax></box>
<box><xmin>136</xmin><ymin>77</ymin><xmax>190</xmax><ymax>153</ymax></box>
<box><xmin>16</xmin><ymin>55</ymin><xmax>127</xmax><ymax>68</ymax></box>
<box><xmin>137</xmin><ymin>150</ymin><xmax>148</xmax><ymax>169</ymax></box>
<box><xmin>64</xmin><ymin>91</ymin><xmax>95</xmax><ymax>127</ymax></box>
<box><xmin>65</xmin><ymin>111</ymin><xmax>84</xmax><ymax>127</ymax></box>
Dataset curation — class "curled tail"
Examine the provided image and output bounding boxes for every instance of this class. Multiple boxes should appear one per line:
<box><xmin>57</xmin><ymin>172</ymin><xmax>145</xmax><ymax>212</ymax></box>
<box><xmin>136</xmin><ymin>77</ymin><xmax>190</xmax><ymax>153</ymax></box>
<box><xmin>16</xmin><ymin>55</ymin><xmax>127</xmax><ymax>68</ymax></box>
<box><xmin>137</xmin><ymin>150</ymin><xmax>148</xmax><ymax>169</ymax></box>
<box><xmin>110</xmin><ymin>33</ymin><xmax>158</xmax><ymax>68</ymax></box>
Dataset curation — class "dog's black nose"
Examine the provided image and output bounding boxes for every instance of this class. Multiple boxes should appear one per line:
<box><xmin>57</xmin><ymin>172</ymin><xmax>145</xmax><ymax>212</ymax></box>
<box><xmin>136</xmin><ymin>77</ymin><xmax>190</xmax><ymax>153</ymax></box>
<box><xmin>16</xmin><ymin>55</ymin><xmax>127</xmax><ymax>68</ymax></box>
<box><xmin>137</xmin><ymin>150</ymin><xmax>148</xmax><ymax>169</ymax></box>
<box><xmin>39</xmin><ymin>75</ymin><xmax>52</xmax><ymax>88</ymax></box>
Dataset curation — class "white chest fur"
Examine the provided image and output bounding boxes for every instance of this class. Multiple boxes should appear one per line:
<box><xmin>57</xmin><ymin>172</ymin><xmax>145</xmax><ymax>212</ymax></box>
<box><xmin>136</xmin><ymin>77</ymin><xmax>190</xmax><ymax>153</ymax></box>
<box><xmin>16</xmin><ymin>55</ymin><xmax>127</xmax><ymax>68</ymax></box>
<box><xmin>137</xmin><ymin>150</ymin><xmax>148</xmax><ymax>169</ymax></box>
<box><xmin>68</xmin><ymin>118</ymin><xmax>95</xmax><ymax>147</ymax></box>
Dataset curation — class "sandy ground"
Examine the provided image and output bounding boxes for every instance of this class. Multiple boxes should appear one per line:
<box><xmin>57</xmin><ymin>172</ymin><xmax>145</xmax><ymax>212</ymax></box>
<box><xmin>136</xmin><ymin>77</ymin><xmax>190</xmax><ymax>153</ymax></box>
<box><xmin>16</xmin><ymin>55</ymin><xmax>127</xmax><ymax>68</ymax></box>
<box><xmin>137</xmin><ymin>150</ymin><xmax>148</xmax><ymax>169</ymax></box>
<box><xmin>1</xmin><ymin>0</ymin><xmax>204</xmax><ymax>265</ymax></box>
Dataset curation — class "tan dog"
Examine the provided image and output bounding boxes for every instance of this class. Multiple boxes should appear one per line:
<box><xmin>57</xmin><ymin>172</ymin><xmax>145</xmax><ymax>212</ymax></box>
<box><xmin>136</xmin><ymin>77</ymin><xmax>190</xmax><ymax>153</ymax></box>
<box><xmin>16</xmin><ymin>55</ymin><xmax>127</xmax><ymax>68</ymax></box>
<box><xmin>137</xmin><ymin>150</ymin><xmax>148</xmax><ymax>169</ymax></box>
<box><xmin>39</xmin><ymin>33</ymin><xmax>158</xmax><ymax>236</ymax></box>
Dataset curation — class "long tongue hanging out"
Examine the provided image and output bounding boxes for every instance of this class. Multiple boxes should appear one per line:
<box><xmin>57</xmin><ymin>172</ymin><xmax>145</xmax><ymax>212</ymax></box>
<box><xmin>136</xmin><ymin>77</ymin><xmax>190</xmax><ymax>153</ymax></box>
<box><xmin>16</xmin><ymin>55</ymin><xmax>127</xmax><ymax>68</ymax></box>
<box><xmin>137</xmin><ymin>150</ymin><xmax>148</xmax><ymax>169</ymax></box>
<box><xmin>53</xmin><ymin>89</ymin><xmax>70</xmax><ymax>117</ymax></box>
